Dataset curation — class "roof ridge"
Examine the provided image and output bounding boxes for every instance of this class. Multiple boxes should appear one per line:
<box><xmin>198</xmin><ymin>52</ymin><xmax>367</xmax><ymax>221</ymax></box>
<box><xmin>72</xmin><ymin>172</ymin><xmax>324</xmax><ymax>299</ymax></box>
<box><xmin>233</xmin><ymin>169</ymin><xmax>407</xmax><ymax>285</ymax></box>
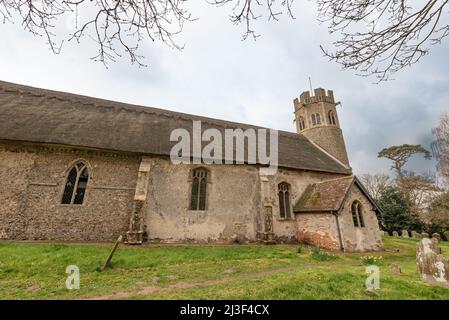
<box><xmin>0</xmin><ymin>79</ymin><xmax>352</xmax><ymax>174</ymax></box>
<box><xmin>314</xmin><ymin>175</ymin><xmax>354</xmax><ymax>185</ymax></box>
<box><xmin>0</xmin><ymin>80</ymin><xmax>297</xmax><ymax>135</ymax></box>
<box><xmin>0</xmin><ymin>80</ymin><xmax>342</xmax><ymax>150</ymax></box>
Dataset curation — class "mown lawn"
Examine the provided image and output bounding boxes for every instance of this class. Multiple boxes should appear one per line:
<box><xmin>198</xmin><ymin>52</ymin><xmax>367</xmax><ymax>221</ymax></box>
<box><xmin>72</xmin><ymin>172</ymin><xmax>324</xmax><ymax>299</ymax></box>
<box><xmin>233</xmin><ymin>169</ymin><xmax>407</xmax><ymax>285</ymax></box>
<box><xmin>0</xmin><ymin>237</ymin><xmax>448</xmax><ymax>299</ymax></box>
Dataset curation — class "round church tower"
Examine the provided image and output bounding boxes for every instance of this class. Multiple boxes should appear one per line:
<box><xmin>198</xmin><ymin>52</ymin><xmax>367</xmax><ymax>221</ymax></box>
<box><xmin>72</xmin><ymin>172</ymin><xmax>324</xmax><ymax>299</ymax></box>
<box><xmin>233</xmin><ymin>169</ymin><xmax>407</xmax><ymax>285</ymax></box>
<box><xmin>293</xmin><ymin>88</ymin><xmax>350</xmax><ymax>168</ymax></box>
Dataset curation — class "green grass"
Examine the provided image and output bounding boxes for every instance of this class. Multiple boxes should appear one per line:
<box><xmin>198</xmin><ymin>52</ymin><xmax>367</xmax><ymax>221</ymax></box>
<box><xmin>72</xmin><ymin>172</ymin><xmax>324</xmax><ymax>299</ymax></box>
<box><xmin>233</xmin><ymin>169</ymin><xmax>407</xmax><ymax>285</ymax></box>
<box><xmin>0</xmin><ymin>237</ymin><xmax>448</xmax><ymax>299</ymax></box>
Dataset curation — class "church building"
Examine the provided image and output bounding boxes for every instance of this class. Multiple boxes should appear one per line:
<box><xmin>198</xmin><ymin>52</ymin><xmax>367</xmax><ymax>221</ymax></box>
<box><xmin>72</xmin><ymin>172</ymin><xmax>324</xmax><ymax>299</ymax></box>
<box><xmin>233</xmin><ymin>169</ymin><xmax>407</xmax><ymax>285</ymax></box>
<box><xmin>0</xmin><ymin>81</ymin><xmax>383</xmax><ymax>252</ymax></box>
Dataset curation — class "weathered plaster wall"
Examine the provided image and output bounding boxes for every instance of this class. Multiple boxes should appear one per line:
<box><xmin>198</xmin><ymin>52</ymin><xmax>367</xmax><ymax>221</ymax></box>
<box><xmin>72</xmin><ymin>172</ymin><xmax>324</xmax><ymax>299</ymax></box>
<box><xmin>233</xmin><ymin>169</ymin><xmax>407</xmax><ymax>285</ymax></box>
<box><xmin>0</xmin><ymin>143</ymin><xmax>140</xmax><ymax>241</ymax></box>
<box><xmin>145</xmin><ymin>159</ymin><xmax>261</xmax><ymax>243</ymax></box>
<box><xmin>144</xmin><ymin>160</ymin><xmax>347</xmax><ymax>244</ymax></box>
<box><xmin>296</xmin><ymin>213</ymin><xmax>341</xmax><ymax>251</ymax></box>
<box><xmin>338</xmin><ymin>185</ymin><xmax>383</xmax><ymax>252</ymax></box>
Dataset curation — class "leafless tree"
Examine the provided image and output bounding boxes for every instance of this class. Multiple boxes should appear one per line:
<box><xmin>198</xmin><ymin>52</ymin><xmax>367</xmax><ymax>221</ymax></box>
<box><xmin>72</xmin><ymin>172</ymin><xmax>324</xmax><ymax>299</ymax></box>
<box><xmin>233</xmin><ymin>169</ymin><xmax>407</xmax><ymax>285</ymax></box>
<box><xmin>359</xmin><ymin>173</ymin><xmax>392</xmax><ymax>200</ymax></box>
<box><xmin>208</xmin><ymin>0</ymin><xmax>294</xmax><ymax>40</ymax></box>
<box><xmin>0</xmin><ymin>0</ymin><xmax>195</xmax><ymax>66</ymax></box>
<box><xmin>432</xmin><ymin>112</ymin><xmax>449</xmax><ymax>184</ymax></box>
<box><xmin>318</xmin><ymin>0</ymin><xmax>449</xmax><ymax>81</ymax></box>
<box><xmin>0</xmin><ymin>0</ymin><xmax>295</xmax><ymax>65</ymax></box>
<box><xmin>401</xmin><ymin>171</ymin><xmax>442</xmax><ymax>213</ymax></box>
<box><xmin>2</xmin><ymin>0</ymin><xmax>448</xmax><ymax>76</ymax></box>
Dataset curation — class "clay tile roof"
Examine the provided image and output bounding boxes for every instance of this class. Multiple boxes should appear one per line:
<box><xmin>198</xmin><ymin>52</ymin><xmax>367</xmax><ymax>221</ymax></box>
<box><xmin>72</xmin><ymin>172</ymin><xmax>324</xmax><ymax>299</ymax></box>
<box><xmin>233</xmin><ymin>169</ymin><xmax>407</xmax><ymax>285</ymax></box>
<box><xmin>294</xmin><ymin>176</ymin><xmax>383</xmax><ymax>213</ymax></box>
<box><xmin>0</xmin><ymin>80</ymin><xmax>352</xmax><ymax>174</ymax></box>
<box><xmin>294</xmin><ymin>176</ymin><xmax>355</xmax><ymax>212</ymax></box>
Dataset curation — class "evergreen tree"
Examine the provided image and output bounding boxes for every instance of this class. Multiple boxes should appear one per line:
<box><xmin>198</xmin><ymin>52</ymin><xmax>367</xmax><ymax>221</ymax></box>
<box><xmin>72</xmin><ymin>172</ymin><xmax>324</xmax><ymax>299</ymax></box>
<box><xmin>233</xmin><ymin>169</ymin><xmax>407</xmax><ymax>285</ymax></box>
<box><xmin>378</xmin><ymin>186</ymin><xmax>423</xmax><ymax>233</ymax></box>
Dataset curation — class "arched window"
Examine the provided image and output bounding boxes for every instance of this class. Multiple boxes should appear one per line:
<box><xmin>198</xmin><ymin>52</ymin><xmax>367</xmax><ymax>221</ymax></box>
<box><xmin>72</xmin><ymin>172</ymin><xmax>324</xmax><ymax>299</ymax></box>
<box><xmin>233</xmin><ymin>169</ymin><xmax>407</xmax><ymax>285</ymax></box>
<box><xmin>278</xmin><ymin>182</ymin><xmax>292</xmax><ymax>219</ymax></box>
<box><xmin>190</xmin><ymin>168</ymin><xmax>208</xmax><ymax>210</ymax></box>
<box><xmin>299</xmin><ymin>116</ymin><xmax>306</xmax><ymax>131</ymax></box>
<box><xmin>351</xmin><ymin>201</ymin><xmax>365</xmax><ymax>228</ymax></box>
<box><xmin>315</xmin><ymin>113</ymin><xmax>321</xmax><ymax>125</ymax></box>
<box><xmin>312</xmin><ymin>113</ymin><xmax>321</xmax><ymax>126</ymax></box>
<box><xmin>61</xmin><ymin>162</ymin><xmax>89</xmax><ymax>205</ymax></box>
<box><xmin>328</xmin><ymin>110</ymin><xmax>336</xmax><ymax>125</ymax></box>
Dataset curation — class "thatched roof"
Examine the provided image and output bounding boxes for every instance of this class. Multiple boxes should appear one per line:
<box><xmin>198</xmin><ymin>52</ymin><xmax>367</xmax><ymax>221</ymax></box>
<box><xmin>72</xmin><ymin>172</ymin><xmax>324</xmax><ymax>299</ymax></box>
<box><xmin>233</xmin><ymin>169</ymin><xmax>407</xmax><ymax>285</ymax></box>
<box><xmin>0</xmin><ymin>80</ymin><xmax>351</xmax><ymax>174</ymax></box>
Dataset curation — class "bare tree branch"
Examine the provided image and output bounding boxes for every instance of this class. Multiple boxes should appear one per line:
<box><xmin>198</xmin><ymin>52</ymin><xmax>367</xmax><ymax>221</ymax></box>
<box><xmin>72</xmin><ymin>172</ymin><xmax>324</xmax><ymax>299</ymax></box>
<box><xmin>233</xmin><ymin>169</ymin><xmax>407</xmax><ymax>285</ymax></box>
<box><xmin>318</xmin><ymin>0</ymin><xmax>449</xmax><ymax>82</ymax></box>
<box><xmin>207</xmin><ymin>0</ymin><xmax>295</xmax><ymax>40</ymax></box>
<box><xmin>0</xmin><ymin>0</ymin><xmax>195</xmax><ymax>66</ymax></box>
<box><xmin>3</xmin><ymin>0</ymin><xmax>447</xmax><ymax>77</ymax></box>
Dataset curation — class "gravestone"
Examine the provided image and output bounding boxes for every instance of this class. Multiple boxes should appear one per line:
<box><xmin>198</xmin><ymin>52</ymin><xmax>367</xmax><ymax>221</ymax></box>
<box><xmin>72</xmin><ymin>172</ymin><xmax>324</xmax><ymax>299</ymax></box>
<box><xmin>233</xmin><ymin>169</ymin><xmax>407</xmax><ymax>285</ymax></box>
<box><xmin>411</xmin><ymin>231</ymin><xmax>418</xmax><ymax>238</ymax></box>
<box><xmin>402</xmin><ymin>230</ymin><xmax>409</xmax><ymax>238</ymax></box>
<box><xmin>432</xmin><ymin>233</ymin><xmax>442</xmax><ymax>241</ymax></box>
<box><xmin>416</xmin><ymin>238</ymin><xmax>449</xmax><ymax>288</ymax></box>
<box><xmin>380</xmin><ymin>231</ymin><xmax>385</xmax><ymax>236</ymax></box>
<box><xmin>444</xmin><ymin>231</ymin><xmax>449</xmax><ymax>242</ymax></box>
<box><xmin>421</xmin><ymin>232</ymin><xmax>429</xmax><ymax>238</ymax></box>
<box><xmin>392</xmin><ymin>231</ymin><xmax>399</xmax><ymax>237</ymax></box>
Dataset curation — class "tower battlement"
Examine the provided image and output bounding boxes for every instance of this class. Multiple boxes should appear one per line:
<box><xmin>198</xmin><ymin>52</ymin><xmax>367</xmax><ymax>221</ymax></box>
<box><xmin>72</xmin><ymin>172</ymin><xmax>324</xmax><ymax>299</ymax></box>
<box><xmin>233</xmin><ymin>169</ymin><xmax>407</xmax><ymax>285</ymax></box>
<box><xmin>293</xmin><ymin>88</ymin><xmax>335</xmax><ymax>109</ymax></box>
<box><xmin>292</xmin><ymin>87</ymin><xmax>349</xmax><ymax>167</ymax></box>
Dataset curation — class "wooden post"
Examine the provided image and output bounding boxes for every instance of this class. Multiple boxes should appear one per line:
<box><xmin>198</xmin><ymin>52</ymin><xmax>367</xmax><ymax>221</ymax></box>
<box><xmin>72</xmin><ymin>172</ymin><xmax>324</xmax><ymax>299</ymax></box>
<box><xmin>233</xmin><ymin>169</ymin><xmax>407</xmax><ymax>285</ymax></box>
<box><xmin>101</xmin><ymin>235</ymin><xmax>123</xmax><ymax>271</ymax></box>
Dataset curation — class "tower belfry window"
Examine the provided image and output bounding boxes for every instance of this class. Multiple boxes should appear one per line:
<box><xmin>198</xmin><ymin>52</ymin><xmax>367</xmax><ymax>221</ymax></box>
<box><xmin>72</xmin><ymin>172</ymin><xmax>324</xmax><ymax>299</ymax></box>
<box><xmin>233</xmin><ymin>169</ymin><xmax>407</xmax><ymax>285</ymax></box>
<box><xmin>312</xmin><ymin>113</ymin><xmax>321</xmax><ymax>126</ymax></box>
<box><xmin>299</xmin><ymin>116</ymin><xmax>306</xmax><ymax>131</ymax></box>
<box><xmin>328</xmin><ymin>110</ymin><xmax>336</xmax><ymax>125</ymax></box>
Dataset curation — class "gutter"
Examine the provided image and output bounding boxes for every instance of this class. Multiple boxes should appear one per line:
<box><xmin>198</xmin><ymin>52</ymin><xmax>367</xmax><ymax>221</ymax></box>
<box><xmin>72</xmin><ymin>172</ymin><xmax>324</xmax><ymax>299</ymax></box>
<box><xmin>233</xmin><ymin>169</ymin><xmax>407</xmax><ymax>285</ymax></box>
<box><xmin>333</xmin><ymin>211</ymin><xmax>345</xmax><ymax>252</ymax></box>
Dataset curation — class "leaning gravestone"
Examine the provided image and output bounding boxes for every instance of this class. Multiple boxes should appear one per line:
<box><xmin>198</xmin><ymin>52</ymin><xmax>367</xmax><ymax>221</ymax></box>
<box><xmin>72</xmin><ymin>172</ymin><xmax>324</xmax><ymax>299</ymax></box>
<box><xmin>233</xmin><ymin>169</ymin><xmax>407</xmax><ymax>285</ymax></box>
<box><xmin>421</xmin><ymin>232</ymin><xmax>429</xmax><ymax>238</ymax></box>
<box><xmin>416</xmin><ymin>238</ymin><xmax>449</xmax><ymax>288</ymax></box>
<box><xmin>432</xmin><ymin>233</ymin><xmax>442</xmax><ymax>241</ymax></box>
<box><xmin>444</xmin><ymin>231</ymin><xmax>449</xmax><ymax>242</ymax></box>
<box><xmin>392</xmin><ymin>231</ymin><xmax>399</xmax><ymax>237</ymax></box>
<box><xmin>402</xmin><ymin>230</ymin><xmax>409</xmax><ymax>238</ymax></box>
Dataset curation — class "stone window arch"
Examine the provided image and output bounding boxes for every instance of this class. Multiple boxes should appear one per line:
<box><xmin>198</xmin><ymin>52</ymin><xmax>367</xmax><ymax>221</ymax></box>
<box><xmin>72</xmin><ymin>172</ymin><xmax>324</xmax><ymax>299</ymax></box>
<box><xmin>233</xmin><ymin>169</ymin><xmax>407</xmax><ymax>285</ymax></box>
<box><xmin>328</xmin><ymin>110</ymin><xmax>336</xmax><ymax>125</ymax></box>
<box><xmin>278</xmin><ymin>182</ymin><xmax>292</xmax><ymax>219</ymax></box>
<box><xmin>299</xmin><ymin>116</ymin><xmax>306</xmax><ymax>131</ymax></box>
<box><xmin>311</xmin><ymin>113</ymin><xmax>321</xmax><ymax>126</ymax></box>
<box><xmin>315</xmin><ymin>113</ymin><xmax>321</xmax><ymax>125</ymax></box>
<box><xmin>351</xmin><ymin>201</ymin><xmax>365</xmax><ymax>228</ymax></box>
<box><xmin>61</xmin><ymin>161</ymin><xmax>89</xmax><ymax>205</ymax></box>
<box><xmin>190</xmin><ymin>167</ymin><xmax>209</xmax><ymax>210</ymax></box>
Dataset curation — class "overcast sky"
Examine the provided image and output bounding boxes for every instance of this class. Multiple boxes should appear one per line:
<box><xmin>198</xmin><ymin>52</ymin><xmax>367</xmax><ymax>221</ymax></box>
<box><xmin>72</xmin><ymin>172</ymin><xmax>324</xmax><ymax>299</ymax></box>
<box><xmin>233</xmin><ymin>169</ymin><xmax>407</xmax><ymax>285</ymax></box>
<box><xmin>1</xmin><ymin>1</ymin><xmax>447</xmax><ymax>176</ymax></box>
